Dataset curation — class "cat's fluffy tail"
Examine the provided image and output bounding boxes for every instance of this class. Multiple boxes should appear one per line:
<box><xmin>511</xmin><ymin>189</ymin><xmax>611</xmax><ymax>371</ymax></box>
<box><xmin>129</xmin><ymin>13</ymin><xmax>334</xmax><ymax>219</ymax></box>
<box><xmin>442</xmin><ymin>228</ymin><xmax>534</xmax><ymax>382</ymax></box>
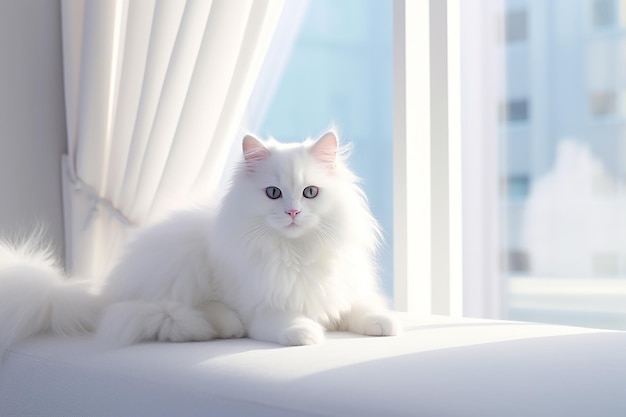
<box><xmin>0</xmin><ymin>237</ymin><xmax>100</xmax><ymax>357</ymax></box>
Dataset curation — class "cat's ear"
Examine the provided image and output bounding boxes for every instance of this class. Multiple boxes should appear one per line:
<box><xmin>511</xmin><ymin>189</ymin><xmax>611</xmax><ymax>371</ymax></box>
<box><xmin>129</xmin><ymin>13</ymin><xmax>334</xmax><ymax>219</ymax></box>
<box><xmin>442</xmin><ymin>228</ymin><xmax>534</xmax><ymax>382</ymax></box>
<box><xmin>242</xmin><ymin>135</ymin><xmax>270</xmax><ymax>170</ymax></box>
<box><xmin>311</xmin><ymin>131</ymin><xmax>338</xmax><ymax>168</ymax></box>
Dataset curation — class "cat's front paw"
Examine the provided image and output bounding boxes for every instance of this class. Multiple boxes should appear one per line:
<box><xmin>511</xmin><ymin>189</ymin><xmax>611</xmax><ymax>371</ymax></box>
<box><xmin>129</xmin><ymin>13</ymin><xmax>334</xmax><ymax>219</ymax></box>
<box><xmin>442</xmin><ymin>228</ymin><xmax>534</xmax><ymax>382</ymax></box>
<box><xmin>200</xmin><ymin>301</ymin><xmax>246</xmax><ymax>339</ymax></box>
<box><xmin>279</xmin><ymin>320</ymin><xmax>325</xmax><ymax>346</ymax></box>
<box><xmin>359</xmin><ymin>312</ymin><xmax>401</xmax><ymax>337</ymax></box>
<box><xmin>213</xmin><ymin>312</ymin><xmax>246</xmax><ymax>339</ymax></box>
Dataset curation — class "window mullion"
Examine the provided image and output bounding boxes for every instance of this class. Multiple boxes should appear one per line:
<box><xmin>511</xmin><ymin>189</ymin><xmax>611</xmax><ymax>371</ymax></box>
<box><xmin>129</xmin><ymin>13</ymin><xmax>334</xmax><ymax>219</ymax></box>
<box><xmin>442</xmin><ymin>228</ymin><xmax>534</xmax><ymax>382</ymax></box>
<box><xmin>393</xmin><ymin>0</ymin><xmax>432</xmax><ymax>314</ymax></box>
<box><xmin>393</xmin><ymin>0</ymin><xmax>463</xmax><ymax>316</ymax></box>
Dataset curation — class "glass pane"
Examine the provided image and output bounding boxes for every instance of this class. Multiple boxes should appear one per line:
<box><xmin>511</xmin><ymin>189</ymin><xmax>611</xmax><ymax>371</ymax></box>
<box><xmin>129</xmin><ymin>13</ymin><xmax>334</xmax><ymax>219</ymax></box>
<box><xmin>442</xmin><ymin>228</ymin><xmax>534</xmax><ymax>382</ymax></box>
<box><xmin>244</xmin><ymin>0</ymin><xmax>394</xmax><ymax>295</ymax></box>
<box><xmin>462</xmin><ymin>0</ymin><xmax>626</xmax><ymax>330</ymax></box>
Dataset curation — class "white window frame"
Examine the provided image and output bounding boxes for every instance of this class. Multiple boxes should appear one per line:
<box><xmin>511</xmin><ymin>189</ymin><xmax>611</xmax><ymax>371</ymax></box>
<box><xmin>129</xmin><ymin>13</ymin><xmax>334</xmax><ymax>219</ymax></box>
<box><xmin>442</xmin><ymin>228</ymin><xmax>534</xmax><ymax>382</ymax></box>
<box><xmin>394</xmin><ymin>0</ymin><xmax>503</xmax><ymax>318</ymax></box>
<box><xmin>393</xmin><ymin>0</ymin><xmax>463</xmax><ymax>316</ymax></box>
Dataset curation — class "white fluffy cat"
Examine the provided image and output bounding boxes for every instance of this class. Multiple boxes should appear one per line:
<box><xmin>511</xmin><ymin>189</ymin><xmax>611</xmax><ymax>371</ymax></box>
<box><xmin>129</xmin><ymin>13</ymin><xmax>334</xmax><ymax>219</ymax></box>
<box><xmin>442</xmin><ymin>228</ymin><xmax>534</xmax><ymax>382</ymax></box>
<box><xmin>0</xmin><ymin>131</ymin><xmax>399</xmax><ymax>354</ymax></box>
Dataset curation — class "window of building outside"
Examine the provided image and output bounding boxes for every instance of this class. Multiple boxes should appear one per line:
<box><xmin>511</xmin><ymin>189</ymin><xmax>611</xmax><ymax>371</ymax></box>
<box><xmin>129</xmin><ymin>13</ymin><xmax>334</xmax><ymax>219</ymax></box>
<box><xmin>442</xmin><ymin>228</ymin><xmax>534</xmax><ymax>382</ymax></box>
<box><xmin>505</xmin><ymin>9</ymin><xmax>528</xmax><ymax>42</ymax></box>
<box><xmin>592</xmin><ymin>0</ymin><xmax>618</xmax><ymax>28</ymax></box>
<box><xmin>503</xmin><ymin>98</ymin><xmax>530</xmax><ymax>123</ymax></box>
<box><xmin>486</xmin><ymin>0</ymin><xmax>626</xmax><ymax>330</ymax></box>
<box><xmin>589</xmin><ymin>91</ymin><xmax>616</xmax><ymax>116</ymax></box>
<box><xmin>506</xmin><ymin>175</ymin><xmax>530</xmax><ymax>200</ymax></box>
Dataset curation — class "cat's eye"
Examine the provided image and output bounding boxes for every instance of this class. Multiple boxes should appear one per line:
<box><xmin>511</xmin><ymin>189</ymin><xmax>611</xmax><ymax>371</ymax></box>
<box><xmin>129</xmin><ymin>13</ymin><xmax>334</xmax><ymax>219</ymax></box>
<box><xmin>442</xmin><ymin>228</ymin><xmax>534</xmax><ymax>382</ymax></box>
<box><xmin>265</xmin><ymin>186</ymin><xmax>282</xmax><ymax>199</ymax></box>
<box><xmin>303</xmin><ymin>186</ymin><xmax>319</xmax><ymax>199</ymax></box>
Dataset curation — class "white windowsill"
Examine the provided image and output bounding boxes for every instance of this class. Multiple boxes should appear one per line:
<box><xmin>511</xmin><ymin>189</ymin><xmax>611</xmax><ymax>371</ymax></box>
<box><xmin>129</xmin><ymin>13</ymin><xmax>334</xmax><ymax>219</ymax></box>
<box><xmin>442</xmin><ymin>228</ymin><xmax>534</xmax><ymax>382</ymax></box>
<box><xmin>508</xmin><ymin>277</ymin><xmax>626</xmax><ymax>315</ymax></box>
<box><xmin>2</xmin><ymin>313</ymin><xmax>626</xmax><ymax>416</ymax></box>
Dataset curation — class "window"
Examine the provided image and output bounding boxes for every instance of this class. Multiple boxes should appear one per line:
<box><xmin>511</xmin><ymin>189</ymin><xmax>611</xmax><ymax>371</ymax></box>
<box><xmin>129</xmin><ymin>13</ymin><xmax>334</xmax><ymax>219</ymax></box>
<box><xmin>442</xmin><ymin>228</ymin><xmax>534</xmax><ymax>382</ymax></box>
<box><xmin>589</xmin><ymin>91</ymin><xmax>616</xmax><ymax>116</ymax></box>
<box><xmin>462</xmin><ymin>0</ymin><xmax>626</xmax><ymax>330</ymax></box>
<box><xmin>505</xmin><ymin>175</ymin><xmax>530</xmax><ymax>200</ymax></box>
<box><xmin>248</xmin><ymin>1</ymin><xmax>626</xmax><ymax>330</ymax></box>
<box><xmin>501</xmin><ymin>98</ymin><xmax>530</xmax><ymax>123</ymax></box>
<box><xmin>245</xmin><ymin>1</ymin><xmax>394</xmax><ymax>294</ymax></box>
<box><xmin>590</xmin><ymin>0</ymin><xmax>626</xmax><ymax>30</ymax></box>
<box><xmin>591</xmin><ymin>0</ymin><xmax>617</xmax><ymax>28</ymax></box>
<box><xmin>505</xmin><ymin>10</ymin><xmax>528</xmax><ymax>43</ymax></box>
<box><xmin>507</xmin><ymin>249</ymin><xmax>531</xmax><ymax>273</ymax></box>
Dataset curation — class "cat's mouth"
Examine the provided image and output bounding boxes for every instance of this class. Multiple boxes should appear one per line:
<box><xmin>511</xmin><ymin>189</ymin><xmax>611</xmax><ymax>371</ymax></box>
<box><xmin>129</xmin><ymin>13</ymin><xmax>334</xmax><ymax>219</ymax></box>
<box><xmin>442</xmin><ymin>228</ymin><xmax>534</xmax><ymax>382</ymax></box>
<box><xmin>279</xmin><ymin>220</ymin><xmax>308</xmax><ymax>238</ymax></box>
<box><xmin>267</xmin><ymin>215</ymin><xmax>312</xmax><ymax>238</ymax></box>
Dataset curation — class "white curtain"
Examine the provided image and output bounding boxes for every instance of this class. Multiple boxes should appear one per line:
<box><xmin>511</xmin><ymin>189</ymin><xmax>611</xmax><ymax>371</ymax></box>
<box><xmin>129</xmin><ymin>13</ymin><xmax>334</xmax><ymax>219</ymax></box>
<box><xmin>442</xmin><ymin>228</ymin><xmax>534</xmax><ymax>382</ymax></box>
<box><xmin>60</xmin><ymin>0</ymin><xmax>285</xmax><ymax>278</ymax></box>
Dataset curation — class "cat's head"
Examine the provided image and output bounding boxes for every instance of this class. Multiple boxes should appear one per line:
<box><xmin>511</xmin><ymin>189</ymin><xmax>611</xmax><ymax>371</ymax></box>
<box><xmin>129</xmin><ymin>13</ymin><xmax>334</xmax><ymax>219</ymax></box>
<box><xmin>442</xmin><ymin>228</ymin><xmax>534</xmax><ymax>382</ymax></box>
<box><xmin>235</xmin><ymin>131</ymin><xmax>351</xmax><ymax>240</ymax></box>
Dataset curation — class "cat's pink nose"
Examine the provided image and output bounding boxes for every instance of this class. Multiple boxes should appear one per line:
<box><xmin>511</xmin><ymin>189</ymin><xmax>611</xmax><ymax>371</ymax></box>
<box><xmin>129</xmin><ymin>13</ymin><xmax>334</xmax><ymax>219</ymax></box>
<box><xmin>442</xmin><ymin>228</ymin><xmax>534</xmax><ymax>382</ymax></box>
<box><xmin>286</xmin><ymin>209</ymin><xmax>300</xmax><ymax>220</ymax></box>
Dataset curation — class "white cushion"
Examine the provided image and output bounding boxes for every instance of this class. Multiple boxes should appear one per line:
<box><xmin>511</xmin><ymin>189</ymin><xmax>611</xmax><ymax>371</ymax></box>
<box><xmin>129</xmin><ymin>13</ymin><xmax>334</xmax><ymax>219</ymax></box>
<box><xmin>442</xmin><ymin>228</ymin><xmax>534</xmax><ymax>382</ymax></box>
<box><xmin>1</xmin><ymin>314</ymin><xmax>625</xmax><ymax>416</ymax></box>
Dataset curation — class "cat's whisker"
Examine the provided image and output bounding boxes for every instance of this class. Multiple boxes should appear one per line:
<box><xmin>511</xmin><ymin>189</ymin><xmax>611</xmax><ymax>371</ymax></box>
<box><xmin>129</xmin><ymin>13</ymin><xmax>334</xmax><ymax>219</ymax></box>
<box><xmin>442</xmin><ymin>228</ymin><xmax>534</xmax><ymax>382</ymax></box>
<box><xmin>315</xmin><ymin>222</ymin><xmax>338</xmax><ymax>246</ymax></box>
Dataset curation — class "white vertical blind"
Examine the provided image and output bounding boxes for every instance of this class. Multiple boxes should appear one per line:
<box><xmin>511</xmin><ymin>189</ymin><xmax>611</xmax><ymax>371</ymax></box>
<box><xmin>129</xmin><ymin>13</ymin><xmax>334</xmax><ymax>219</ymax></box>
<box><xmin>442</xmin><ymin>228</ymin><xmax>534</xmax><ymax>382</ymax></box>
<box><xmin>61</xmin><ymin>0</ymin><xmax>285</xmax><ymax>278</ymax></box>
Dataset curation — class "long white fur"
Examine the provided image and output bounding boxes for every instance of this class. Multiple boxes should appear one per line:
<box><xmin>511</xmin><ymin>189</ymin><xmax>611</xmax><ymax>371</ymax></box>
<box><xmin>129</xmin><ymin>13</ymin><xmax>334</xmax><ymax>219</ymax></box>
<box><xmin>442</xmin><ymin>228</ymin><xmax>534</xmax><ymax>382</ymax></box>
<box><xmin>0</xmin><ymin>236</ymin><xmax>98</xmax><ymax>357</ymax></box>
<box><xmin>0</xmin><ymin>131</ymin><xmax>399</xmax><ymax>354</ymax></box>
